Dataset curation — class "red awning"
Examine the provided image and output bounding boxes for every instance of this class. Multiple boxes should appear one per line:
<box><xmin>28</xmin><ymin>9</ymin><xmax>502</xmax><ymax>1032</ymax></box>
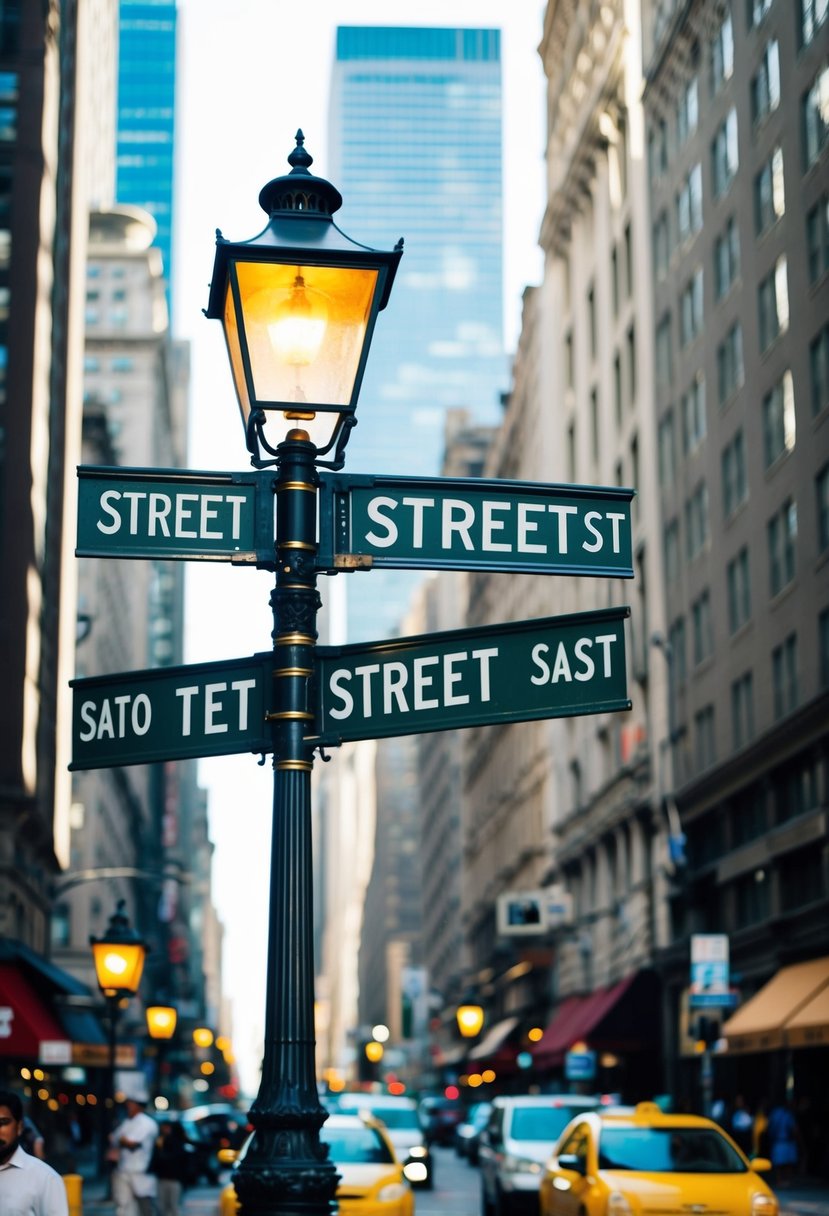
<box><xmin>0</xmin><ymin>964</ymin><xmax>70</xmax><ymax>1060</ymax></box>
<box><xmin>532</xmin><ymin>974</ymin><xmax>638</xmax><ymax>1069</ymax></box>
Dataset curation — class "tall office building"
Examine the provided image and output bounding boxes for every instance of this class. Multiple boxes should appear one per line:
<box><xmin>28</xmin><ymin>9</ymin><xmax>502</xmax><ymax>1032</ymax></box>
<box><xmin>329</xmin><ymin>26</ymin><xmax>506</xmax><ymax>640</ymax></box>
<box><xmin>116</xmin><ymin>0</ymin><xmax>178</xmax><ymax>311</ymax></box>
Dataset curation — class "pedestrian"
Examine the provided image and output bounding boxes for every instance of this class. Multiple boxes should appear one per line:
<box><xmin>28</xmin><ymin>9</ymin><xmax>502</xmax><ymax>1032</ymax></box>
<box><xmin>150</xmin><ymin>1120</ymin><xmax>191</xmax><ymax>1216</ymax></box>
<box><xmin>0</xmin><ymin>1088</ymin><xmax>68</xmax><ymax>1216</ymax></box>
<box><xmin>766</xmin><ymin>1097</ymin><xmax>801</xmax><ymax>1187</ymax></box>
<box><xmin>110</xmin><ymin>1092</ymin><xmax>158</xmax><ymax>1216</ymax></box>
<box><xmin>752</xmin><ymin>1101</ymin><xmax>770</xmax><ymax>1159</ymax></box>
<box><xmin>730</xmin><ymin>1095</ymin><xmax>753</xmax><ymax>1155</ymax></box>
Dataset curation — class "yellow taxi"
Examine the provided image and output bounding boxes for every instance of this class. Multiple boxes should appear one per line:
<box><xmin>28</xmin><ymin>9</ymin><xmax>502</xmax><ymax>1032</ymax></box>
<box><xmin>538</xmin><ymin>1102</ymin><xmax>778</xmax><ymax>1216</ymax></box>
<box><xmin>218</xmin><ymin>1113</ymin><xmax>415</xmax><ymax>1216</ymax></box>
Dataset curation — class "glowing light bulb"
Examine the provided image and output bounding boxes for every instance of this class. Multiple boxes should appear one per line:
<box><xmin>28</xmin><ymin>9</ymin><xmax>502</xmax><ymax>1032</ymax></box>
<box><xmin>268</xmin><ymin>273</ymin><xmax>327</xmax><ymax>368</ymax></box>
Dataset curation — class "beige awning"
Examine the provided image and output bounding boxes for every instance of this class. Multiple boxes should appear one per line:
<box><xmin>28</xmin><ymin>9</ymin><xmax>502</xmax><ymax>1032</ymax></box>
<box><xmin>723</xmin><ymin>956</ymin><xmax>829</xmax><ymax>1054</ymax></box>
<box><xmin>468</xmin><ymin>1016</ymin><xmax>518</xmax><ymax>1061</ymax></box>
<box><xmin>783</xmin><ymin>982</ymin><xmax>829</xmax><ymax>1048</ymax></box>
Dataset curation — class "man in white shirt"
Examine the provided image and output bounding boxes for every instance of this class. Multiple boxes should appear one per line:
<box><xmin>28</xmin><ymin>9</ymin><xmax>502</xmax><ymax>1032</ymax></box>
<box><xmin>110</xmin><ymin>1092</ymin><xmax>158</xmax><ymax>1216</ymax></box>
<box><xmin>0</xmin><ymin>1088</ymin><xmax>68</xmax><ymax>1216</ymax></box>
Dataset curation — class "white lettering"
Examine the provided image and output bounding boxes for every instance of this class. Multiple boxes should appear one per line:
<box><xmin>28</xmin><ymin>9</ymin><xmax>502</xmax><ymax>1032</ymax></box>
<box><xmin>582</xmin><ymin>511</ymin><xmax>604</xmax><ymax>553</ymax></box>
<box><xmin>548</xmin><ymin>505</ymin><xmax>578</xmax><ymax>553</ymax></box>
<box><xmin>530</xmin><ymin>643</ymin><xmax>550</xmax><ymax>685</ymax></box>
<box><xmin>148</xmin><ymin>494</ymin><xmax>172</xmax><ymax>538</ymax></box>
<box><xmin>80</xmin><ymin>701</ymin><xmax>98</xmax><ymax>740</ymax></box>
<box><xmin>204</xmin><ymin>683</ymin><xmax>228</xmax><ymax>734</ymax></box>
<box><xmin>122</xmin><ymin>491</ymin><xmax>147</xmax><ymax>534</ymax></box>
<box><xmin>175</xmin><ymin>493</ymin><xmax>199</xmax><ymax>539</ymax></box>
<box><xmin>595</xmin><ymin>633</ymin><xmax>618</xmax><ymax>676</ymax></box>
<box><xmin>517</xmin><ymin>503</ymin><xmax>547</xmax><ymax>553</ymax></box>
<box><xmin>551</xmin><ymin>642</ymin><xmax>573</xmax><ymax>683</ymax></box>
<box><xmin>114</xmin><ymin>695</ymin><xmax>131</xmax><ymax>737</ymax></box>
<box><xmin>383</xmin><ymin>662</ymin><xmax>409</xmax><ymax>713</ymax></box>
<box><xmin>132</xmin><ymin>694</ymin><xmax>151</xmax><ymax>735</ymax></box>
<box><xmin>328</xmin><ymin>670</ymin><xmax>354</xmax><ymax>720</ymax></box>
<box><xmin>413</xmin><ymin>656</ymin><xmax>440</xmax><ymax>710</ymax></box>
<box><xmin>607</xmin><ymin>512</ymin><xmax>625</xmax><ymax>553</ymax></box>
<box><xmin>232</xmin><ymin>679</ymin><xmax>256</xmax><ymax>729</ymax></box>
<box><xmin>96</xmin><ymin>491</ymin><xmax>122</xmax><ymax>535</ymax></box>
<box><xmin>227</xmin><ymin>495</ymin><xmax>246</xmax><ymax>540</ymax></box>
<box><xmin>176</xmin><ymin>686</ymin><xmax>199</xmax><ymax>736</ymax></box>
<box><xmin>354</xmin><ymin>664</ymin><xmax>381</xmax><ymax>718</ymax></box>
<box><xmin>401</xmin><ymin>497</ymin><xmax>433</xmax><ymax>549</ymax></box>
<box><xmin>573</xmin><ymin>637</ymin><xmax>595</xmax><ymax>682</ymax></box>
<box><xmin>200</xmin><ymin>495</ymin><xmax>222</xmax><ymax>540</ymax></box>
<box><xmin>365</xmin><ymin>497</ymin><xmax>398</xmax><ymax>548</ymax></box>
<box><xmin>443</xmin><ymin>652</ymin><xmax>470</xmax><ymax>706</ymax></box>
<box><xmin>482</xmin><ymin>501</ymin><xmax>511</xmax><ymax>552</ymax></box>
<box><xmin>443</xmin><ymin>500</ymin><xmax>476</xmax><ymax>551</ymax></box>
<box><xmin>96</xmin><ymin>701</ymin><xmax>115</xmax><ymax>739</ymax></box>
<box><xmin>472</xmin><ymin>648</ymin><xmax>498</xmax><ymax>701</ymax></box>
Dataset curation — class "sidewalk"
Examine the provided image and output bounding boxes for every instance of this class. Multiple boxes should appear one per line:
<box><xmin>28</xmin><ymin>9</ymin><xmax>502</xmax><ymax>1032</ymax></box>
<box><xmin>776</xmin><ymin>1177</ymin><xmax>829</xmax><ymax>1216</ymax></box>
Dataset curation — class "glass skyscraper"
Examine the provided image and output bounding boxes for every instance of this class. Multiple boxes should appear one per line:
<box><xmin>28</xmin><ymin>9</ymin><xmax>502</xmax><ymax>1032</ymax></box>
<box><xmin>328</xmin><ymin>26</ymin><xmax>506</xmax><ymax>640</ymax></box>
<box><xmin>116</xmin><ymin>0</ymin><xmax>177</xmax><ymax>312</ymax></box>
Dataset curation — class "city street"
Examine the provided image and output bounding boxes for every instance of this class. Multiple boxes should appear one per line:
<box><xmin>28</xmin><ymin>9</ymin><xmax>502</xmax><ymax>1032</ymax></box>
<box><xmin>165</xmin><ymin>1147</ymin><xmax>829</xmax><ymax>1216</ymax></box>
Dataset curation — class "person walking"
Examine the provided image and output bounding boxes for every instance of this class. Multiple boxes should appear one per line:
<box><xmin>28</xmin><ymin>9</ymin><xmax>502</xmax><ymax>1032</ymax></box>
<box><xmin>730</xmin><ymin>1095</ymin><xmax>754</xmax><ymax>1156</ymax></box>
<box><xmin>767</xmin><ymin>1097</ymin><xmax>801</xmax><ymax>1187</ymax></box>
<box><xmin>0</xmin><ymin>1088</ymin><xmax>68</xmax><ymax>1216</ymax></box>
<box><xmin>150</xmin><ymin>1121</ymin><xmax>191</xmax><ymax>1216</ymax></box>
<box><xmin>110</xmin><ymin>1092</ymin><xmax>158</xmax><ymax>1216</ymax></box>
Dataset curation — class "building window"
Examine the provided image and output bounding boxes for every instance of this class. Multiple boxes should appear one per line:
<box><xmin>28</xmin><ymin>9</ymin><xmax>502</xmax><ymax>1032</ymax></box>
<box><xmin>685</xmin><ymin>482</ymin><xmax>709</xmax><ymax>558</ymax></box>
<box><xmin>731</xmin><ymin>784</ymin><xmax>766</xmax><ymax>847</ymax></box>
<box><xmin>627</xmin><ymin>324</ymin><xmax>636</xmax><ymax>404</ymax></box>
<box><xmin>658</xmin><ymin>410</ymin><xmax>676</xmax><ymax>487</ymax></box>
<box><xmin>754</xmin><ymin>146</ymin><xmax>785</xmax><ymax>236</ymax></box>
<box><xmin>712</xmin><ymin>109</ymin><xmax>739</xmax><ymax>198</ymax></box>
<box><xmin>763</xmin><ymin>370</ymin><xmax>796</xmax><ymax>467</ymax></box>
<box><xmin>656</xmin><ymin>313</ymin><xmax>673</xmax><ymax>389</ymax></box>
<box><xmin>820</xmin><ymin>607</ymin><xmax>829</xmax><ymax>688</ymax></box>
<box><xmin>731</xmin><ymin>671</ymin><xmax>755</xmax><ymax>749</ymax></box>
<box><xmin>677</xmin><ymin>163</ymin><xmax>703</xmax><ymax>241</ymax></box>
<box><xmin>727</xmin><ymin>546</ymin><xmax>751</xmax><ymax>634</ymax></box>
<box><xmin>751</xmin><ymin>40</ymin><xmax>780</xmax><ymax>125</ymax></box>
<box><xmin>567</xmin><ymin>420</ymin><xmax>576</xmax><ymax>482</ymax></box>
<box><xmin>717</xmin><ymin>322</ymin><xmax>744</xmax><ymax>405</ymax></box>
<box><xmin>680</xmin><ymin>269</ymin><xmax>704</xmax><ymax>346</ymax></box>
<box><xmin>624</xmin><ymin>224</ymin><xmax>633</xmax><ymax>297</ymax></box>
<box><xmin>780</xmin><ymin>847</ymin><xmax>824</xmax><ymax>912</ymax></box>
<box><xmin>801</xmin><ymin>0</ymin><xmax>828</xmax><ymax>46</ymax></box>
<box><xmin>682</xmin><ymin>374</ymin><xmax>706</xmax><ymax>454</ymax></box>
<box><xmin>677</xmin><ymin>75</ymin><xmax>699</xmax><ymax>146</ymax></box>
<box><xmin>664</xmin><ymin>519</ymin><xmax>680</xmax><ymax>583</ymax></box>
<box><xmin>803</xmin><ymin>65</ymin><xmax>829</xmax><ymax>170</ymax></box>
<box><xmin>614</xmin><ymin>352</ymin><xmax>622</xmax><ymax>423</ymax></box>
<box><xmin>768</xmin><ymin>498</ymin><xmax>797</xmax><ymax>596</ymax></box>
<box><xmin>817</xmin><ymin>463</ymin><xmax>829</xmax><ymax>551</ymax></box>
<box><xmin>810</xmin><ymin>325</ymin><xmax>829</xmax><ymax>415</ymax></box>
<box><xmin>714</xmin><ymin>217</ymin><xmax>740</xmax><ymax>299</ymax></box>
<box><xmin>587</xmin><ymin>283</ymin><xmax>597</xmax><ymax>359</ymax></box>
<box><xmin>734</xmin><ymin>869</ymin><xmax>770</xmax><ymax>929</ymax></box>
<box><xmin>773</xmin><ymin>751</ymin><xmax>818</xmax><ymax>823</ymax></box>
<box><xmin>711</xmin><ymin>9</ymin><xmax>734</xmax><ymax>93</ymax></box>
<box><xmin>590</xmin><ymin>387</ymin><xmax>599</xmax><ymax>463</ymax></box>
<box><xmin>611</xmin><ymin>245</ymin><xmax>619</xmax><ymax>315</ymax></box>
<box><xmin>111</xmin><ymin>356</ymin><xmax>134</xmax><ymax>373</ymax></box>
<box><xmin>806</xmin><ymin>194</ymin><xmax>829</xmax><ymax>283</ymax></box>
<box><xmin>653</xmin><ymin>210</ymin><xmax>670</xmax><ymax>279</ymax></box>
<box><xmin>772</xmin><ymin>633</ymin><xmax>799</xmax><ymax>718</ymax></box>
<box><xmin>565</xmin><ymin>330</ymin><xmax>574</xmax><ymax>388</ymax></box>
<box><xmin>758</xmin><ymin>256</ymin><xmax>789</xmax><ymax>352</ymax></box>
<box><xmin>749</xmin><ymin>0</ymin><xmax>773</xmax><ymax>25</ymax></box>
<box><xmin>669</xmin><ymin>616</ymin><xmax>687</xmax><ymax>686</ymax></box>
<box><xmin>722</xmin><ymin>430</ymin><xmax>747</xmax><ymax>517</ymax></box>
<box><xmin>648</xmin><ymin>117</ymin><xmax>669</xmax><ymax>182</ymax></box>
<box><xmin>692</xmin><ymin>589</ymin><xmax>714</xmax><ymax>665</ymax></box>
<box><xmin>694</xmin><ymin>704</ymin><xmax>716</xmax><ymax>770</ymax></box>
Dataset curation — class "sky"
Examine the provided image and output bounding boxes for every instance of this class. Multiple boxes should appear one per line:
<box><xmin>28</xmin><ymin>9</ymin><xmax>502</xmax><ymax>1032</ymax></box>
<box><xmin>174</xmin><ymin>0</ymin><xmax>547</xmax><ymax>1095</ymax></box>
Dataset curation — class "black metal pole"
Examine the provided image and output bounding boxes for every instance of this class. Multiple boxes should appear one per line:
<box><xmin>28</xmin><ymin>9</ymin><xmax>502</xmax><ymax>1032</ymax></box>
<box><xmin>99</xmin><ymin>999</ymin><xmax>119</xmax><ymax>1174</ymax></box>
<box><xmin>234</xmin><ymin>430</ymin><xmax>338</xmax><ymax>1216</ymax></box>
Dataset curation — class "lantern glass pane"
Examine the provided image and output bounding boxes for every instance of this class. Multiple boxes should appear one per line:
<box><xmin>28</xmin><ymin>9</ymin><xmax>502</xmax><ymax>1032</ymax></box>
<box><xmin>233</xmin><ymin>261</ymin><xmax>379</xmax><ymax>408</ymax></box>
<box><xmin>92</xmin><ymin>941</ymin><xmax>146</xmax><ymax>995</ymax></box>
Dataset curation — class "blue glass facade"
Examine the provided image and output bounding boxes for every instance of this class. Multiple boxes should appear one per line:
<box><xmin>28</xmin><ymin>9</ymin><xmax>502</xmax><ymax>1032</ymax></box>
<box><xmin>116</xmin><ymin>0</ymin><xmax>177</xmax><ymax>311</ymax></box>
<box><xmin>329</xmin><ymin>27</ymin><xmax>506</xmax><ymax>640</ymax></box>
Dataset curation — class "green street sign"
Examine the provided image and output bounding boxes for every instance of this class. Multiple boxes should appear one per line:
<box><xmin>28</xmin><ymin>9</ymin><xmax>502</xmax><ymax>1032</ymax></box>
<box><xmin>76</xmin><ymin>466</ymin><xmax>276</xmax><ymax>565</ymax></box>
<box><xmin>71</xmin><ymin>653</ymin><xmax>272</xmax><ymax>770</ymax></box>
<box><xmin>312</xmin><ymin>606</ymin><xmax>631</xmax><ymax>746</ymax></box>
<box><xmin>318</xmin><ymin>474</ymin><xmax>634</xmax><ymax>578</ymax></box>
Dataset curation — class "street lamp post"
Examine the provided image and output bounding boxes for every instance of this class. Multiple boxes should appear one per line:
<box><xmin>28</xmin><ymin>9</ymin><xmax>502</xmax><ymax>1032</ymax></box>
<box><xmin>146</xmin><ymin>1005</ymin><xmax>177</xmax><ymax>1104</ymax></box>
<box><xmin>205</xmin><ymin>132</ymin><xmax>401</xmax><ymax>1216</ymax></box>
<box><xmin>89</xmin><ymin>901</ymin><xmax>147</xmax><ymax>1170</ymax></box>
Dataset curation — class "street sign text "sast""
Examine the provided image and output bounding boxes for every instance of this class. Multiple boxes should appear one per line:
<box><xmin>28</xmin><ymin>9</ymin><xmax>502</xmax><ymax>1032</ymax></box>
<box><xmin>312</xmin><ymin>607</ymin><xmax>630</xmax><ymax>746</ymax></box>
<box><xmin>76</xmin><ymin>466</ymin><xmax>272</xmax><ymax>564</ymax></box>
<box><xmin>319</xmin><ymin>474</ymin><xmax>634</xmax><ymax>578</ymax></box>
<box><xmin>71</xmin><ymin>654</ymin><xmax>272</xmax><ymax>769</ymax></box>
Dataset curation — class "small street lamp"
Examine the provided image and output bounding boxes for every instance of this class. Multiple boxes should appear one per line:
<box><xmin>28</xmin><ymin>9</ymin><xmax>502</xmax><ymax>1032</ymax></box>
<box><xmin>146</xmin><ymin>1005</ymin><xmax>177</xmax><ymax>1104</ymax></box>
<box><xmin>456</xmin><ymin>1003</ymin><xmax>485</xmax><ymax>1039</ymax></box>
<box><xmin>89</xmin><ymin>901</ymin><xmax>147</xmax><ymax>1167</ymax></box>
<box><xmin>205</xmin><ymin>132</ymin><xmax>401</xmax><ymax>1216</ymax></box>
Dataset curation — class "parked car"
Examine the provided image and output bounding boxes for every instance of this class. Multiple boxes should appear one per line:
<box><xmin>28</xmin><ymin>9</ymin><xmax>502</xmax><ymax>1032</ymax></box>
<box><xmin>418</xmin><ymin>1094</ymin><xmax>465</xmax><ymax>1146</ymax></box>
<box><xmin>479</xmin><ymin>1094</ymin><xmax>600</xmax><ymax>1216</ymax></box>
<box><xmin>336</xmin><ymin>1093</ymin><xmax>433</xmax><ymax>1188</ymax></box>
<box><xmin>185</xmin><ymin>1103</ymin><xmax>250</xmax><ymax>1151</ymax></box>
<box><xmin>218</xmin><ymin>1113</ymin><xmax>415</xmax><ymax>1216</ymax></box>
<box><xmin>538</xmin><ymin>1101</ymin><xmax>778</xmax><ymax>1216</ymax></box>
<box><xmin>455</xmin><ymin>1101</ymin><xmax>492</xmax><ymax>1163</ymax></box>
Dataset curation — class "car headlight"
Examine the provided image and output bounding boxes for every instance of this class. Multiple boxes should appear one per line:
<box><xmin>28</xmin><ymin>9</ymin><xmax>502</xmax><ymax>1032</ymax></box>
<box><xmin>408</xmin><ymin>1145</ymin><xmax>428</xmax><ymax>1157</ymax></box>
<box><xmin>377</xmin><ymin>1181</ymin><xmax>408</xmax><ymax>1202</ymax></box>
<box><xmin>751</xmin><ymin>1195</ymin><xmax>778</xmax><ymax>1216</ymax></box>
<box><xmin>608</xmin><ymin>1192</ymin><xmax>634</xmax><ymax>1216</ymax></box>
<box><xmin>403</xmin><ymin>1161</ymin><xmax>428</xmax><ymax>1184</ymax></box>
<box><xmin>503</xmin><ymin>1154</ymin><xmax>542</xmax><ymax>1174</ymax></box>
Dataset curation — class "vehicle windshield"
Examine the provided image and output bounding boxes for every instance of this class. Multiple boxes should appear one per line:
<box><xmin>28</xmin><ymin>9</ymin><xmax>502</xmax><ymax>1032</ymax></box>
<box><xmin>321</xmin><ymin>1126</ymin><xmax>394</xmax><ymax>1165</ymax></box>
<box><xmin>511</xmin><ymin>1106</ymin><xmax>587</xmax><ymax>1142</ymax></box>
<box><xmin>370</xmin><ymin>1108</ymin><xmax>420</xmax><ymax>1130</ymax></box>
<box><xmin>598</xmin><ymin>1127</ymin><xmax>747</xmax><ymax>1173</ymax></box>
